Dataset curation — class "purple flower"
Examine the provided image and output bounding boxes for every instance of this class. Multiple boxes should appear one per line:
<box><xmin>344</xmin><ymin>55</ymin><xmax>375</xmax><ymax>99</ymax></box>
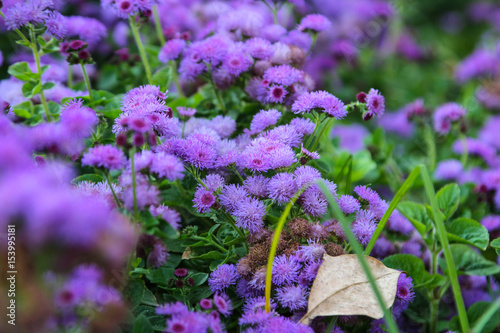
<box><xmin>275</xmin><ymin>285</ymin><xmax>308</xmax><ymax>311</ymax></box>
<box><xmin>45</xmin><ymin>11</ymin><xmax>67</xmax><ymax>39</ymax></box>
<box><xmin>272</xmin><ymin>255</ymin><xmax>301</xmax><ymax>286</ymax></box>
<box><xmin>243</xmin><ymin>174</ymin><xmax>269</xmax><ymax>198</ymax></box>
<box><xmin>81</xmin><ymin>145</ymin><xmax>127</xmax><ymax>170</ymax></box>
<box><xmin>262</xmin><ymin>124</ymin><xmax>303</xmax><ymax>148</ymax></box>
<box><xmin>267</xmin><ymin>85</ymin><xmax>288</xmax><ymax>103</ymax></box>
<box><xmin>337</xmin><ymin>195</ymin><xmax>361</xmax><ymax>214</ymax></box>
<box><xmin>4</xmin><ymin>0</ymin><xmax>52</xmax><ymax>30</ymax></box>
<box><xmin>200</xmin><ymin>299</ymin><xmax>212</xmax><ymax>310</ymax></box>
<box><xmin>213</xmin><ymin>293</ymin><xmax>232</xmax><ymax>316</ymax></box>
<box><xmin>219</xmin><ymin>184</ymin><xmax>249</xmax><ymax>213</ymax></box>
<box><xmin>150</xmin><ymin>152</ymin><xmax>185</xmax><ymax>181</ymax></box>
<box><xmin>434</xmin><ymin>159</ymin><xmax>463</xmax><ymax>181</ymax></box>
<box><xmin>177</xmin><ymin>107</ymin><xmax>197</xmax><ymax>118</ymax></box>
<box><xmin>263</xmin><ymin>65</ymin><xmax>303</xmax><ymax>86</ymax></box>
<box><xmin>365</xmin><ymin>88</ymin><xmax>386</xmax><ymax>118</ymax></box>
<box><xmin>148</xmin><ymin>242</ymin><xmax>169</xmax><ymax>268</ymax></box>
<box><xmin>433</xmin><ymin>102</ymin><xmax>466</xmax><ymax>135</ymax></box>
<box><xmin>208</xmin><ymin>264</ymin><xmax>239</xmax><ymax>293</ymax></box>
<box><xmin>232</xmin><ymin>197</ymin><xmax>266</xmax><ymax>233</ymax></box>
<box><xmin>246</xmin><ymin>37</ymin><xmax>274</xmax><ymax>60</ymax></box>
<box><xmin>352</xmin><ymin>210</ymin><xmax>377</xmax><ymax>245</ymax></box>
<box><xmin>291</xmin><ymin>91</ymin><xmax>347</xmax><ymax>119</ymax></box>
<box><xmin>296</xmin><ymin>240</ymin><xmax>325</xmax><ymax>263</ymax></box>
<box><xmin>222</xmin><ymin>49</ymin><xmax>253</xmax><ymax>76</ymax></box>
<box><xmin>481</xmin><ymin>215</ymin><xmax>500</xmax><ymax>232</ymax></box>
<box><xmin>60</xmin><ymin>99</ymin><xmax>98</xmax><ymax>138</ymax></box>
<box><xmin>66</xmin><ymin>16</ymin><xmax>107</xmax><ymax>45</ymax></box>
<box><xmin>455</xmin><ymin>49</ymin><xmax>499</xmax><ymax>83</ymax></box>
<box><xmin>331</xmin><ymin>124</ymin><xmax>368</xmax><ymax>153</ymax></box>
<box><xmin>396</xmin><ymin>273</ymin><xmax>415</xmax><ymax>304</ymax></box>
<box><xmin>300</xmin><ymin>186</ymin><xmax>328</xmax><ymax>217</ymax></box>
<box><xmin>158</xmin><ymin>39</ymin><xmax>186</xmax><ymax>63</ymax></box>
<box><xmin>203</xmin><ymin>174</ymin><xmax>225</xmax><ymax>192</ymax></box>
<box><xmin>193</xmin><ymin>187</ymin><xmax>215</xmax><ymax>213</ymax></box>
<box><xmin>452</xmin><ymin>138</ymin><xmax>496</xmax><ymax>165</ymax></box>
<box><xmin>120</xmin><ymin>172</ymin><xmax>159</xmax><ymax>211</ymax></box>
<box><xmin>291</xmin><ymin>118</ymin><xmax>315</xmax><ymax>135</ymax></box>
<box><xmin>249</xmin><ymin>267</ymin><xmax>266</xmax><ymax>291</ymax></box>
<box><xmin>294</xmin><ymin>165</ymin><xmax>321</xmax><ymax>188</ymax></box>
<box><xmin>298</xmin><ymin>14</ymin><xmax>332</xmax><ymax>32</ymax></box>
<box><xmin>249</xmin><ymin>109</ymin><xmax>281</xmax><ymax>135</ymax></box>
<box><xmin>150</xmin><ymin>205</ymin><xmax>181</xmax><ymax>230</ymax></box>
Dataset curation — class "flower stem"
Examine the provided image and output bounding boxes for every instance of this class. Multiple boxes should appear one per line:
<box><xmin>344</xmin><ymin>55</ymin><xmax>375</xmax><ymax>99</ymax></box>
<box><xmin>424</xmin><ymin>124</ymin><xmax>436</xmax><ymax>172</ymax></box>
<box><xmin>67</xmin><ymin>65</ymin><xmax>73</xmax><ymax>89</ymax></box>
<box><xmin>419</xmin><ymin>165</ymin><xmax>469</xmax><ymax>333</ymax></box>
<box><xmin>129</xmin><ymin>147</ymin><xmax>139</xmax><ymax>221</ymax></box>
<box><xmin>29</xmin><ymin>25</ymin><xmax>51</xmax><ymax>121</ymax></box>
<box><xmin>129</xmin><ymin>16</ymin><xmax>153</xmax><ymax>85</ymax></box>
<box><xmin>176</xmin><ymin>179</ymin><xmax>187</xmax><ymax>199</ymax></box>
<box><xmin>105</xmin><ymin>171</ymin><xmax>122</xmax><ymax>209</ymax></box>
<box><xmin>81</xmin><ymin>63</ymin><xmax>94</xmax><ymax>103</ymax></box>
<box><xmin>153</xmin><ymin>5</ymin><xmax>165</xmax><ymax>46</ymax></box>
<box><xmin>310</xmin><ymin>117</ymin><xmax>334</xmax><ymax>151</ymax></box>
<box><xmin>170</xmin><ymin>60</ymin><xmax>184</xmax><ymax>97</ymax></box>
<box><xmin>206</xmin><ymin>63</ymin><xmax>225</xmax><ymax>112</ymax></box>
<box><xmin>459</xmin><ymin>133</ymin><xmax>468</xmax><ymax>168</ymax></box>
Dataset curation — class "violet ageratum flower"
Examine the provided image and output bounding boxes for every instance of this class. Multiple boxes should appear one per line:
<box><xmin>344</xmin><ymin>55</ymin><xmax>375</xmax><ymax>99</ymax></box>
<box><xmin>81</xmin><ymin>145</ymin><xmax>127</xmax><ymax>170</ymax></box>
<box><xmin>275</xmin><ymin>285</ymin><xmax>308</xmax><ymax>311</ymax></box>
<box><xmin>193</xmin><ymin>187</ymin><xmax>216</xmax><ymax>213</ymax></box>
<box><xmin>433</xmin><ymin>102</ymin><xmax>466</xmax><ymax>135</ymax></box>
<box><xmin>243</xmin><ymin>174</ymin><xmax>269</xmax><ymax>198</ymax></box>
<box><xmin>272</xmin><ymin>255</ymin><xmax>301</xmax><ymax>286</ymax></box>
<box><xmin>337</xmin><ymin>194</ymin><xmax>361</xmax><ymax>214</ymax></box>
<box><xmin>208</xmin><ymin>264</ymin><xmax>239</xmax><ymax>293</ymax></box>
<box><xmin>4</xmin><ymin>0</ymin><xmax>52</xmax><ymax>30</ymax></box>
<box><xmin>352</xmin><ymin>210</ymin><xmax>377</xmax><ymax>245</ymax></box>
<box><xmin>219</xmin><ymin>184</ymin><xmax>249</xmax><ymax>213</ymax></box>
<box><xmin>263</xmin><ymin>65</ymin><xmax>303</xmax><ymax>86</ymax></box>
<box><xmin>365</xmin><ymin>88</ymin><xmax>386</xmax><ymax>118</ymax></box>
<box><xmin>298</xmin><ymin>14</ymin><xmax>332</xmax><ymax>32</ymax></box>
<box><xmin>249</xmin><ymin>109</ymin><xmax>282</xmax><ymax>135</ymax></box>
<box><xmin>158</xmin><ymin>38</ymin><xmax>186</xmax><ymax>63</ymax></box>
<box><xmin>232</xmin><ymin>197</ymin><xmax>266</xmax><ymax>233</ymax></box>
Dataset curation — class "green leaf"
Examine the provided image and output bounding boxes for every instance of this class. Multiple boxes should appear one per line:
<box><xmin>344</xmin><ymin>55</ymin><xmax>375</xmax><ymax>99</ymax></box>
<box><xmin>191</xmin><ymin>272</ymin><xmax>208</xmax><ymax>287</ymax></box>
<box><xmin>140</xmin><ymin>210</ymin><xmax>159</xmax><ymax>229</ymax></box>
<box><xmin>190</xmin><ymin>251</ymin><xmax>225</xmax><ymax>260</ymax></box>
<box><xmin>152</xmin><ymin>66</ymin><xmax>172</xmax><ymax>92</ymax></box>
<box><xmin>436</xmin><ymin>183</ymin><xmax>460</xmax><ymax>219</ymax></box>
<box><xmin>397</xmin><ymin>202</ymin><xmax>430</xmax><ymax>236</ymax></box>
<box><xmin>441</xmin><ymin>244</ymin><xmax>500</xmax><ymax>276</ymax></box>
<box><xmin>42</xmin><ymin>82</ymin><xmax>55</xmax><ymax>90</ymax></box>
<box><xmin>71</xmin><ymin>174</ymin><xmax>104</xmax><ymax>184</ymax></box>
<box><xmin>125</xmin><ymin>280</ymin><xmax>158</xmax><ymax>309</ymax></box>
<box><xmin>491</xmin><ymin>238</ymin><xmax>500</xmax><ymax>255</ymax></box>
<box><xmin>133</xmin><ymin>314</ymin><xmax>154</xmax><ymax>333</ymax></box>
<box><xmin>22</xmin><ymin>81</ymin><xmax>41</xmax><ymax>98</ymax></box>
<box><xmin>146</xmin><ymin>267</ymin><xmax>175</xmax><ymax>285</ymax></box>
<box><xmin>8</xmin><ymin>62</ymin><xmax>37</xmax><ymax>81</ymax></box>
<box><xmin>447</xmin><ymin>218</ymin><xmax>489</xmax><ymax>250</ymax></box>
<box><xmin>383</xmin><ymin>254</ymin><xmax>445</xmax><ymax>289</ymax></box>
<box><xmin>11</xmin><ymin>101</ymin><xmax>33</xmax><ymax>119</ymax></box>
<box><xmin>449</xmin><ymin>301</ymin><xmax>500</xmax><ymax>333</ymax></box>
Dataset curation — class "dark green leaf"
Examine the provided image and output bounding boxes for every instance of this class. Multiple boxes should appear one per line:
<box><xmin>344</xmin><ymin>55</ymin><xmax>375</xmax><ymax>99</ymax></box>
<box><xmin>491</xmin><ymin>238</ymin><xmax>500</xmax><ymax>255</ymax></box>
<box><xmin>146</xmin><ymin>267</ymin><xmax>175</xmax><ymax>285</ymax></box>
<box><xmin>42</xmin><ymin>82</ymin><xmax>55</xmax><ymax>90</ymax></box>
<box><xmin>449</xmin><ymin>301</ymin><xmax>500</xmax><ymax>333</ymax></box>
<box><xmin>191</xmin><ymin>272</ymin><xmax>208</xmax><ymax>287</ymax></box>
<box><xmin>133</xmin><ymin>314</ymin><xmax>154</xmax><ymax>333</ymax></box>
<box><xmin>383</xmin><ymin>254</ymin><xmax>445</xmax><ymax>289</ymax></box>
<box><xmin>152</xmin><ymin>66</ymin><xmax>172</xmax><ymax>92</ymax></box>
<box><xmin>436</xmin><ymin>183</ymin><xmax>460</xmax><ymax>219</ymax></box>
<box><xmin>190</xmin><ymin>251</ymin><xmax>225</xmax><ymax>260</ymax></box>
<box><xmin>125</xmin><ymin>280</ymin><xmax>158</xmax><ymax>309</ymax></box>
<box><xmin>442</xmin><ymin>244</ymin><xmax>500</xmax><ymax>276</ymax></box>
<box><xmin>397</xmin><ymin>202</ymin><xmax>430</xmax><ymax>236</ymax></box>
<box><xmin>447</xmin><ymin>218</ymin><xmax>489</xmax><ymax>250</ymax></box>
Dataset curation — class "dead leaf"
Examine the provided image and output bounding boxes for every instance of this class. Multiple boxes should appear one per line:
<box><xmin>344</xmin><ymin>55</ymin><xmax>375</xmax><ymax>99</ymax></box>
<box><xmin>300</xmin><ymin>254</ymin><xmax>401</xmax><ymax>325</ymax></box>
<box><xmin>181</xmin><ymin>247</ymin><xmax>194</xmax><ymax>260</ymax></box>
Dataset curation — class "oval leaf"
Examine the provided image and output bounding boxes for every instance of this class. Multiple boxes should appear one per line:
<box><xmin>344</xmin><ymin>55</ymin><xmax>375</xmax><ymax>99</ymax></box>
<box><xmin>441</xmin><ymin>244</ymin><xmax>500</xmax><ymax>276</ymax></box>
<box><xmin>447</xmin><ymin>218</ymin><xmax>489</xmax><ymax>250</ymax></box>
<box><xmin>300</xmin><ymin>254</ymin><xmax>401</xmax><ymax>325</ymax></box>
<box><xmin>491</xmin><ymin>238</ymin><xmax>500</xmax><ymax>255</ymax></box>
<box><xmin>436</xmin><ymin>183</ymin><xmax>460</xmax><ymax>219</ymax></box>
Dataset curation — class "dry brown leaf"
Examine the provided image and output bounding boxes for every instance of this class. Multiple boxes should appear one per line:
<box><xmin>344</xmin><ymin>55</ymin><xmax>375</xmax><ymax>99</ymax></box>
<box><xmin>300</xmin><ymin>254</ymin><xmax>401</xmax><ymax>325</ymax></box>
<box><xmin>181</xmin><ymin>247</ymin><xmax>194</xmax><ymax>260</ymax></box>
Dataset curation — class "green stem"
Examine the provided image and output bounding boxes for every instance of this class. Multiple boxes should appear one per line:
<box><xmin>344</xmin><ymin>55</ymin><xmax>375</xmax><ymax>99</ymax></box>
<box><xmin>129</xmin><ymin>16</ymin><xmax>153</xmax><ymax>85</ymax></box>
<box><xmin>153</xmin><ymin>5</ymin><xmax>166</xmax><ymax>46</ymax></box>
<box><xmin>305</xmin><ymin>113</ymin><xmax>322</xmax><ymax>148</ymax></box>
<box><xmin>311</xmin><ymin>117</ymin><xmax>334</xmax><ymax>151</ymax></box>
<box><xmin>419</xmin><ymin>165</ymin><xmax>470</xmax><ymax>333</ymax></box>
<box><xmin>169</xmin><ymin>60</ymin><xmax>184</xmax><ymax>97</ymax></box>
<box><xmin>424</xmin><ymin>124</ymin><xmax>436</xmax><ymax>172</ymax></box>
<box><xmin>206</xmin><ymin>63</ymin><xmax>225</xmax><ymax>112</ymax></box>
<box><xmin>319</xmin><ymin>181</ymin><xmax>400</xmax><ymax>333</ymax></box>
<box><xmin>81</xmin><ymin>63</ymin><xmax>94</xmax><ymax>103</ymax></box>
<box><xmin>230</xmin><ymin>165</ymin><xmax>245</xmax><ymax>183</ymax></box>
<box><xmin>192</xmin><ymin>236</ymin><xmax>227</xmax><ymax>252</ymax></box>
<box><xmin>176</xmin><ymin>179</ymin><xmax>187</xmax><ymax>199</ymax></box>
<box><xmin>429</xmin><ymin>246</ymin><xmax>439</xmax><ymax>333</ymax></box>
<box><xmin>325</xmin><ymin>316</ymin><xmax>338</xmax><ymax>333</ymax></box>
<box><xmin>130</xmin><ymin>147</ymin><xmax>139</xmax><ymax>221</ymax></box>
<box><xmin>29</xmin><ymin>25</ymin><xmax>51</xmax><ymax>121</ymax></box>
<box><xmin>105</xmin><ymin>171</ymin><xmax>122</xmax><ymax>209</ymax></box>
<box><xmin>224</xmin><ymin>212</ymin><xmax>248</xmax><ymax>253</ymax></box>
<box><xmin>261</xmin><ymin>0</ymin><xmax>278</xmax><ymax>24</ymax></box>
<box><xmin>265</xmin><ymin>187</ymin><xmax>307</xmax><ymax>312</ymax></box>
<box><xmin>364</xmin><ymin>165</ymin><xmax>421</xmax><ymax>256</ymax></box>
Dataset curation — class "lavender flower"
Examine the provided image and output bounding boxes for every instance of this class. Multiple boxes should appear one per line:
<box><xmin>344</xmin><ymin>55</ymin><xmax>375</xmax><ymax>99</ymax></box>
<box><xmin>243</xmin><ymin>174</ymin><xmax>269</xmax><ymax>197</ymax></box>
<box><xmin>232</xmin><ymin>197</ymin><xmax>266</xmax><ymax>233</ymax></box>
<box><xmin>263</xmin><ymin>65</ymin><xmax>303</xmax><ymax>86</ymax></box>
<box><xmin>81</xmin><ymin>145</ymin><xmax>127</xmax><ymax>170</ymax></box>
<box><xmin>275</xmin><ymin>285</ymin><xmax>308</xmax><ymax>311</ymax></box>
<box><xmin>272</xmin><ymin>255</ymin><xmax>301</xmax><ymax>286</ymax></box>
<box><xmin>365</xmin><ymin>88</ymin><xmax>386</xmax><ymax>118</ymax></box>
<box><xmin>148</xmin><ymin>242</ymin><xmax>169</xmax><ymax>268</ymax></box>
<box><xmin>45</xmin><ymin>11</ymin><xmax>67</xmax><ymax>39</ymax></box>
<box><xmin>396</xmin><ymin>273</ymin><xmax>415</xmax><ymax>304</ymax></box>
<box><xmin>352</xmin><ymin>210</ymin><xmax>377</xmax><ymax>245</ymax></box>
<box><xmin>208</xmin><ymin>264</ymin><xmax>239</xmax><ymax>293</ymax></box>
<box><xmin>246</xmin><ymin>38</ymin><xmax>274</xmax><ymax>60</ymax></box>
<box><xmin>434</xmin><ymin>159</ymin><xmax>463</xmax><ymax>181</ymax></box>
<box><xmin>193</xmin><ymin>187</ymin><xmax>216</xmax><ymax>213</ymax></box>
<box><xmin>267</xmin><ymin>173</ymin><xmax>297</xmax><ymax>204</ymax></box>
<box><xmin>292</xmin><ymin>91</ymin><xmax>347</xmax><ymax>119</ymax></box>
<box><xmin>219</xmin><ymin>184</ymin><xmax>249</xmax><ymax>213</ymax></box>
<box><xmin>433</xmin><ymin>102</ymin><xmax>466</xmax><ymax>135</ymax></box>
<box><xmin>337</xmin><ymin>195</ymin><xmax>361</xmax><ymax>214</ymax></box>
<box><xmin>298</xmin><ymin>14</ymin><xmax>332</xmax><ymax>32</ymax></box>
<box><xmin>4</xmin><ymin>0</ymin><xmax>52</xmax><ymax>30</ymax></box>
<box><xmin>158</xmin><ymin>39</ymin><xmax>186</xmax><ymax>63</ymax></box>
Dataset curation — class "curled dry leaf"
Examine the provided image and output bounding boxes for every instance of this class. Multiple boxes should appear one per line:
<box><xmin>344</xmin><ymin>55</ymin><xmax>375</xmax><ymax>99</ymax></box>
<box><xmin>181</xmin><ymin>247</ymin><xmax>194</xmax><ymax>260</ymax></box>
<box><xmin>300</xmin><ymin>254</ymin><xmax>401</xmax><ymax>325</ymax></box>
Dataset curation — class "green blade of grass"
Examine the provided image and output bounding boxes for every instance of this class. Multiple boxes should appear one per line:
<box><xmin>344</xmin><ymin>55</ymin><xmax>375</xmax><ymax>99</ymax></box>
<box><xmin>364</xmin><ymin>165</ymin><xmax>421</xmax><ymax>256</ymax></box>
<box><xmin>471</xmin><ymin>298</ymin><xmax>500</xmax><ymax>333</ymax></box>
